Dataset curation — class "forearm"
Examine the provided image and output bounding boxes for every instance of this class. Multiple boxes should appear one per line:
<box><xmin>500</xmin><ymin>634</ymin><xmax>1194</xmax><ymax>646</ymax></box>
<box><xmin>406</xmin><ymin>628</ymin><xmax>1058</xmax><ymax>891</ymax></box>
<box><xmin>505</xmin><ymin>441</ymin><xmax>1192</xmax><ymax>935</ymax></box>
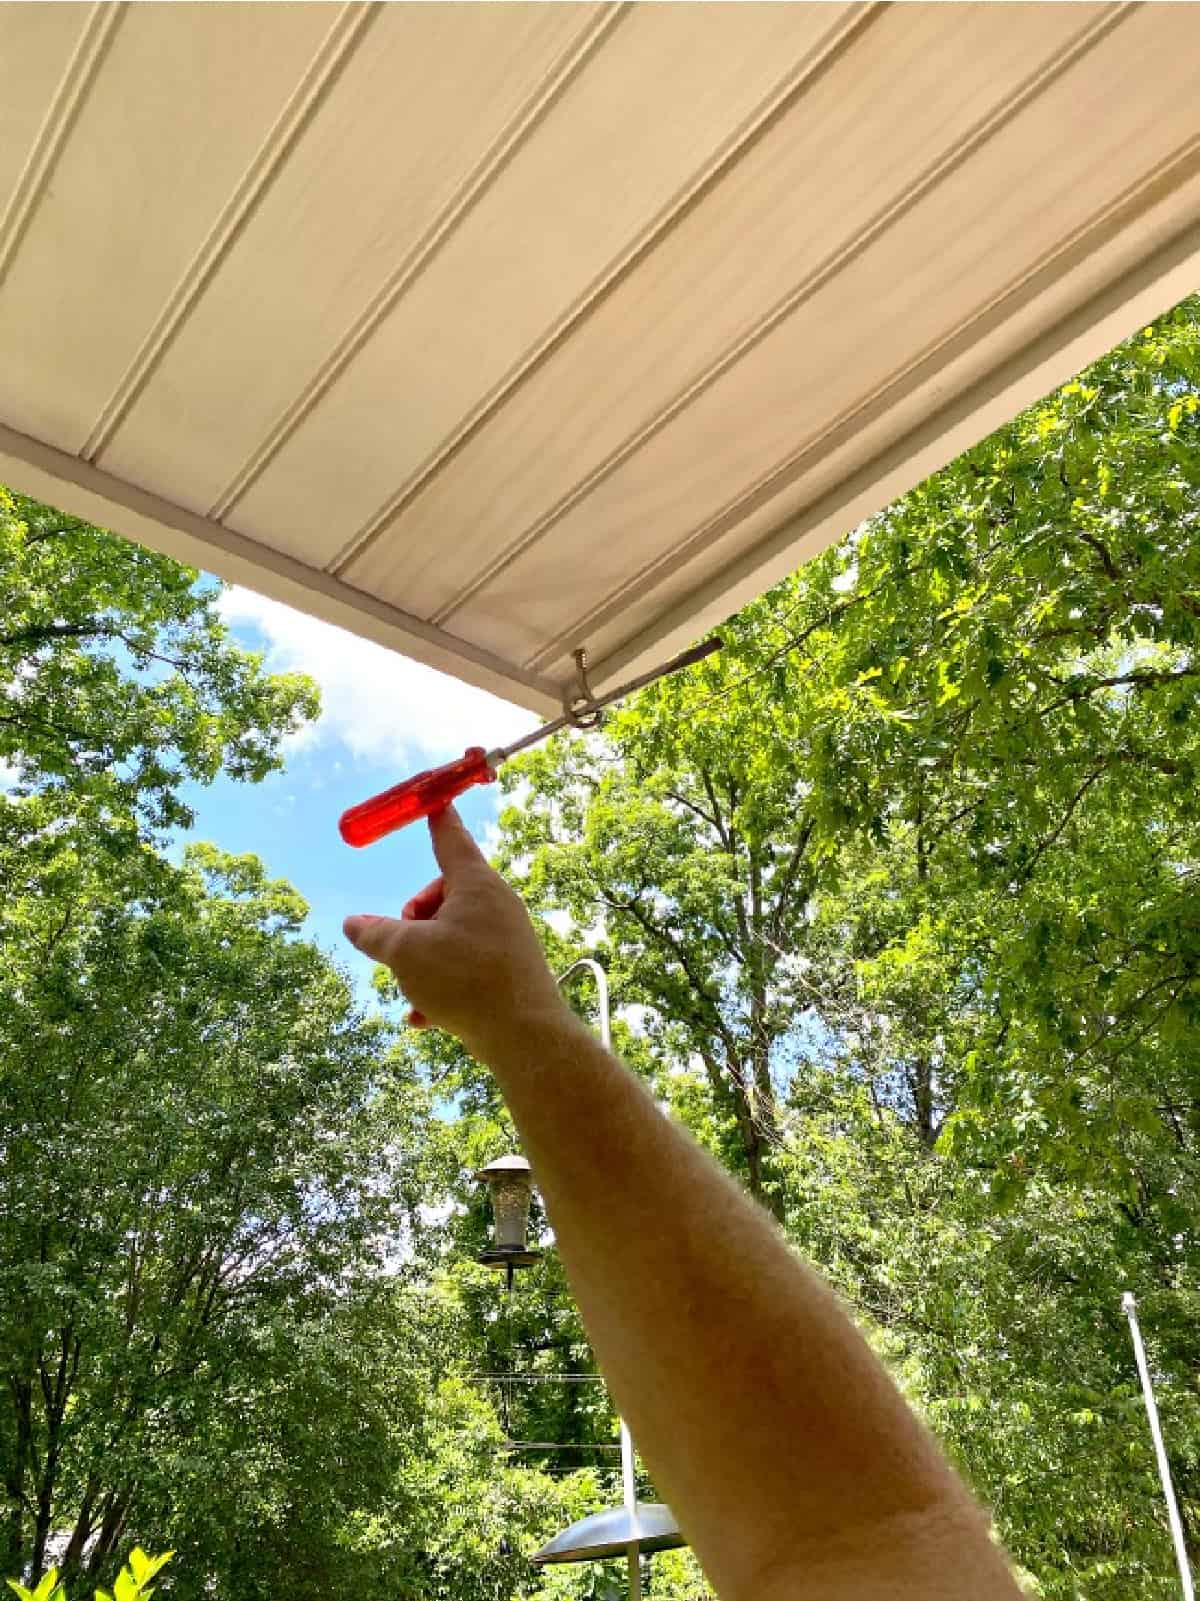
<box><xmin>474</xmin><ymin>1005</ymin><xmax>1018</xmax><ymax>1600</ymax></box>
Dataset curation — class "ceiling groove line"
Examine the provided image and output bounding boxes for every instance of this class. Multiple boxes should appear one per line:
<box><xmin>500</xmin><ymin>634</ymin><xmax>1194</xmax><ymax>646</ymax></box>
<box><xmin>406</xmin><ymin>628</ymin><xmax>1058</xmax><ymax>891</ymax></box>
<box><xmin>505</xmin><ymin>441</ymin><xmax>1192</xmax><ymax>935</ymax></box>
<box><xmin>325</xmin><ymin>0</ymin><xmax>883</xmax><ymax>578</ymax></box>
<box><xmin>428</xmin><ymin>0</ymin><xmax>1134</xmax><ymax>638</ymax></box>
<box><xmin>206</xmin><ymin>2</ymin><xmax>629</xmax><ymax>525</ymax></box>
<box><xmin>527</xmin><ymin>127</ymin><xmax>1200</xmax><ymax>675</ymax></box>
<box><xmin>0</xmin><ymin>1</ymin><xmax>125</xmax><ymax>291</ymax></box>
<box><xmin>585</xmin><ymin>196</ymin><xmax>1200</xmax><ymax>695</ymax></box>
<box><xmin>80</xmin><ymin>0</ymin><xmax>380</xmax><ymax>466</ymax></box>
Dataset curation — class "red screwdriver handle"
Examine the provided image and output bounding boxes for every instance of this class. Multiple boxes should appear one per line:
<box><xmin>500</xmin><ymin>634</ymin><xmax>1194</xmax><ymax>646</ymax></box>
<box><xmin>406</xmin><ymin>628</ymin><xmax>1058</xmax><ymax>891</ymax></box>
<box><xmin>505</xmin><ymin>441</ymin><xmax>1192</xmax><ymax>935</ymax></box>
<box><xmin>338</xmin><ymin>746</ymin><xmax>496</xmax><ymax>847</ymax></box>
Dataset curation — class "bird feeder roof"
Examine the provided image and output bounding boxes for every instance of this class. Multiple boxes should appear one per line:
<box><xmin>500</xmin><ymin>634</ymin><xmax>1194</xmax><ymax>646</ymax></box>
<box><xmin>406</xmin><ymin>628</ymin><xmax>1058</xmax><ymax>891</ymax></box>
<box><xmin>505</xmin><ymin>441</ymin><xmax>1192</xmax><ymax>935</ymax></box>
<box><xmin>475</xmin><ymin>1154</ymin><xmax>534</xmax><ymax>1182</ymax></box>
<box><xmin>532</xmin><ymin>1502</ymin><xmax>686</xmax><ymax>1565</ymax></box>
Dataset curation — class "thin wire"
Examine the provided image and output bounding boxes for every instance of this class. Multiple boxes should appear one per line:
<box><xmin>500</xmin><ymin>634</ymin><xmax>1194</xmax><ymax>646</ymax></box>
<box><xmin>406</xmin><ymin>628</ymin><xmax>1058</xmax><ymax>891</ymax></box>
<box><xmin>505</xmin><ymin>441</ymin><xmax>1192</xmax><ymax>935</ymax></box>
<box><xmin>503</xmin><ymin>1441</ymin><xmax>622</xmax><ymax>1453</ymax></box>
<box><xmin>468</xmin><ymin>1373</ymin><xmax>606</xmax><ymax>1384</ymax></box>
<box><xmin>499</xmin><ymin>1458</ymin><xmax>628</xmax><ymax>1481</ymax></box>
<box><xmin>683</xmin><ymin>600</ymin><xmax>844</xmax><ymax>718</ymax></box>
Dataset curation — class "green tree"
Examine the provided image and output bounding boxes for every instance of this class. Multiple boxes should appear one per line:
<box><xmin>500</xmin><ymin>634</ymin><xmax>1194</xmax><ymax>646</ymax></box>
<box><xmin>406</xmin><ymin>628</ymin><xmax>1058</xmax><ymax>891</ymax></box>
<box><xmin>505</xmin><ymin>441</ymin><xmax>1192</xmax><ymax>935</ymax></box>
<box><xmin>496</xmin><ymin>617</ymin><xmax>825</xmax><ymax>1215</ymax></box>
<box><xmin>791</xmin><ymin>301</ymin><xmax>1200</xmax><ymax>1190</ymax></box>
<box><xmin>0</xmin><ymin>487</ymin><xmax>316</xmax><ymax>833</ymax></box>
<box><xmin>772</xmin><ymin>1061</ymin><xmax>1198</xmax><ymax>1598</ymax></box>
<box><xmin>0</xmin><ymin>823</ymin><xmax>423</xmax><ymax>1587</ymax></box>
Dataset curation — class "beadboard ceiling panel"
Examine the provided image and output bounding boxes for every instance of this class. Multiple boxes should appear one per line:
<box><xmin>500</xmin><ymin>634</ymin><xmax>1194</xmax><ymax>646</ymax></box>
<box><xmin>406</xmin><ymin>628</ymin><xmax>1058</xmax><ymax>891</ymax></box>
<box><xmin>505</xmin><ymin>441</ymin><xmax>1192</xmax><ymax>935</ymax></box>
<box><xmin>2</xmin><ymin>2</ymin><xmax>1198</xmax><ymax>714</ymax></box>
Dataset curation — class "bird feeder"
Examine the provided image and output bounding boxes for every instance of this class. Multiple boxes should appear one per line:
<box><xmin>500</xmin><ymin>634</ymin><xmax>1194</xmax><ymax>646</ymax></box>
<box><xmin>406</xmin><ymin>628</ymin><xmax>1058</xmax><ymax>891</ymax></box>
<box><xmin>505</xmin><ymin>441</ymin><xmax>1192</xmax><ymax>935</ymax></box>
<box><xmin>475</xmin><ymin>1154</ymin><xmax>542</xmax><ymax>1278</ymax></box>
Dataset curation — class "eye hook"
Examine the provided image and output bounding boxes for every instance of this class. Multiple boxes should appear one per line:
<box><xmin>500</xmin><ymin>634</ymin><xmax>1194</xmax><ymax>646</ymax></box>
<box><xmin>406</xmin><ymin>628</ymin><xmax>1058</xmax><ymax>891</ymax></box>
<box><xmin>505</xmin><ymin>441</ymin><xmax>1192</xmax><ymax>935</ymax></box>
<box><xmin>565</xmin><ymin>647</ymin><xmax>605</xmax><ymax>730</ymax></box>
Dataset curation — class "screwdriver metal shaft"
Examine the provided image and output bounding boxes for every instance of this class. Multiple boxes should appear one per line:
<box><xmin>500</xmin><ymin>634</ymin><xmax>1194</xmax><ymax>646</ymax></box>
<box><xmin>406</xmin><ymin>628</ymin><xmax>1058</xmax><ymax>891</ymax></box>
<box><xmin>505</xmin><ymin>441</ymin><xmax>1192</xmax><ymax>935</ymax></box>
<box><xmin>338</xmin><ymin>636</ymin><xmax>721</xmax><ymax>847</ymax></box>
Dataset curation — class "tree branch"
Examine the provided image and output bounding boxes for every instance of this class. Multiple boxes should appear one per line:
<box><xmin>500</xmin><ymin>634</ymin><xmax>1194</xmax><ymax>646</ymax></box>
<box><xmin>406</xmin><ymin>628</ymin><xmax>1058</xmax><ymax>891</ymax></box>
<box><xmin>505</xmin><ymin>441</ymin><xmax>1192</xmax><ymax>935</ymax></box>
<box><xmin>0</xmin><ymin>622</ymin><xmax>118</xmax><ymax>652</ymax></box>
<box><xmin>768</xmin><ymin>819</ymin><xmax>814</xmax><ymax>942</ymax></box>
<box><xmin>1074</xmin><ymin>529</ymin><xmax>1122</xmax><ymax>582</ymax></box>
<box><xmin>662</xmin><ymin>787</ymin><xmax>721</xmax><ymax>837</ymax></box>
<box><xmin>1041</xmin><ymin>664</ymin><xmax>1200</xmax><ymax>716</ymax></box>
<box><xmin>1020</xmin><ymin>765</ymin><xmax>1106</xmax><ymax>883</ymax></box>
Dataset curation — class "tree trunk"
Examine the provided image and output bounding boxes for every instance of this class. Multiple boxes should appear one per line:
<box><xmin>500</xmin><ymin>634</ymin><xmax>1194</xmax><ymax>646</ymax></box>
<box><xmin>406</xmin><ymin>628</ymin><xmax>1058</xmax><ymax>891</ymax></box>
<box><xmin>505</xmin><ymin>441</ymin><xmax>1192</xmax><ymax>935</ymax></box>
<box><xmin>2</xmin><ymin>1496</ymin><xmax>21</xmax><ymax>1579</ymax></box>
<box><xmin>31</xmin><ymin>1326</ymin><xmax>78</xmax><ymax>1578</ymax></box>
<box><xmin>746</xmin><ymin>1054</ymin><xmax>783</xmax><ymax>1219</ymax></box>
<box><xmin>732</xmin><ymin>1058</ymin><xmax>783</xmax><ymax>1223</ymax></box>
<box><xmin>61</xmin><ymin>1476</ymin><xmax>102</xmax><ymax>1578</ymax></box>
<box><xmin>912</xmin><ymin>1057</ymin><xmax>937</xmax><ymax>1148</ymax></box>
<box><xmin>700</xmin><ymin>1048</ymin><xmax>782</xmax><ymax>1220</ymax></box>
<box><xmin>745</xmin><ymin>1122</ymin><xmax>782</xmax><ymax>1220</ymax></box>
<box><xmin>30</xmin><ymin>1473</ymin><xmax>54</xmax><ymax>1580</ymax></box>
<box><xmin>746</xmin><ymin>856</ymin><xmax>784</xmax><ymax>1219</ymax></box>
<box><xmin>4</xmin><ymin>1376</ymin><xmax>33</xmax><ymax>1576</ymax></box>
<box><xmin>911</xmin><ymin>784</ymin><xmax>937</xmax><ymax>1148</ymax></box>
<box><xmin>86</xmin><ymin>1492</ymin><xmax>130</xmax><ymax>1575</ymax></box>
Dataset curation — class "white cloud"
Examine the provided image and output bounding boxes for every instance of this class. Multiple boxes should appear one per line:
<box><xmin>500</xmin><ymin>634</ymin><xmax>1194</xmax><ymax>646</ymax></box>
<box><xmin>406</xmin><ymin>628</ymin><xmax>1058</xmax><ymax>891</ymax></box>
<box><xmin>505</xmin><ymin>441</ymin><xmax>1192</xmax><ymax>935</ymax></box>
<box><xmin>0</xmin><ymin>761</ymin><xmax>18</xmax><ymax>792</ymax></box>
<box><xmin>479</xmin><ymin>776</ymin><xmax>532</xmax><ymax>860</ymax></box>
<box><xmin>218</xmin><ymin>586</ymin><xmax>537</xmax><ymax>770</ymax></box>
<box><xmin>622</xmin><ymin>1002</ymin><xmax>653</xmax><ymax>1035</ymax></box>
<box><xmin>541</xmin><ymin>907</ymin><xmax>576</xmax><ymax>937</ymax></box>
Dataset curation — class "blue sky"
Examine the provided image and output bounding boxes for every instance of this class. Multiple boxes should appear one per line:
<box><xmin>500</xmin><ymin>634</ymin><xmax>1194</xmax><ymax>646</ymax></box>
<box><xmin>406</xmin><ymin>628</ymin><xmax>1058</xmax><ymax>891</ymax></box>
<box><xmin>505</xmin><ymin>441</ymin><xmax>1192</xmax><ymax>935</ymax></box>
<box><xmin>176</xmin><ymin>584</ymin><xmax>538</xmax><ymax>1006</ymax></box>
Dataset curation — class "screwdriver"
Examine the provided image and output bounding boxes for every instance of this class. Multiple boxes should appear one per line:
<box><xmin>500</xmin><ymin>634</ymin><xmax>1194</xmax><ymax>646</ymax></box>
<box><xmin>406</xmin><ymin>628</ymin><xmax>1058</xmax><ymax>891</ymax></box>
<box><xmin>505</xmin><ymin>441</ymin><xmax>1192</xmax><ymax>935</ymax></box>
<box><xmin>338</xmin><ymin>636</ymin><xmax>722</xmax><ymax>847</ymax></box>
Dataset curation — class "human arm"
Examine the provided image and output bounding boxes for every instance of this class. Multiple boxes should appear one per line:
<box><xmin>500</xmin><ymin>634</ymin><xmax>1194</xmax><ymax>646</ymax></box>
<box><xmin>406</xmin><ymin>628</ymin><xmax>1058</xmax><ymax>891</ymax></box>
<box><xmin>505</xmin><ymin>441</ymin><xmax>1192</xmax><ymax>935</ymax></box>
<box><xmin>343</xmin><ymin>807</ymin><xmax>1022</xmax><ymax>1601</ymax></box>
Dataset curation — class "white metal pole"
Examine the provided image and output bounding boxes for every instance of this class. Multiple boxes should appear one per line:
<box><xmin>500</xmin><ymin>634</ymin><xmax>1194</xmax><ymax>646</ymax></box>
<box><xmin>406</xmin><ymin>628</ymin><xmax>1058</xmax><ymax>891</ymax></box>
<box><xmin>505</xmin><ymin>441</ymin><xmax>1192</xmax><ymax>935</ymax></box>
<box><xmin>558</xmin><ymin>960</ymin><xmax>639</xmax><ymax>1599</ymax></box>
<box><xmin>1122</xmin><ymin>1292</ymin><xmax>1194</xmax><ymax>1600</ymax></box>
<box><xmin>620</xmin><ymin>1417</ymin><xmax>642</xmax><ymax>1601</ymax></box>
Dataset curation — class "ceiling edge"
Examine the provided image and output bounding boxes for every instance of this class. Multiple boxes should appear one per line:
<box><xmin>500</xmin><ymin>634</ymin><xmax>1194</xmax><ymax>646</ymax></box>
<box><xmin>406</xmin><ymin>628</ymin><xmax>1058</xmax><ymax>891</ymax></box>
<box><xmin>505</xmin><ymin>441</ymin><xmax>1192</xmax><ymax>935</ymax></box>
<box><xmin>0</xmin><ymin>422</ymin><xmax>561</xmax><ymax>716</ymax></box>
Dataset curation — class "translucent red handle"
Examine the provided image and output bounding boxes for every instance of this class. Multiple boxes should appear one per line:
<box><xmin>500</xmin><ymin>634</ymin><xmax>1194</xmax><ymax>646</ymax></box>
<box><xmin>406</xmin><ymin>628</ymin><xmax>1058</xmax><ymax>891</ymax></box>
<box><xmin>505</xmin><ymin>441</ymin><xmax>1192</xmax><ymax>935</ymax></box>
<box><xmin>338</xmin><ymin>746</ymin><xmax>496</xmax><ymax>847</ymax></box>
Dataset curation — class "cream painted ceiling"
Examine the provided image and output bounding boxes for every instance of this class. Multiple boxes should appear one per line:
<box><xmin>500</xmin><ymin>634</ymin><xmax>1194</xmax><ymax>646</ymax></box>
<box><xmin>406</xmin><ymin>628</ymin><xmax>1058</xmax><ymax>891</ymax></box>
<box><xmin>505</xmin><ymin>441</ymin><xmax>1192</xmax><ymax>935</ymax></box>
<box><xmin>2</xmin><ymin>2</ymin><xmax>1199</xmax><ymax>714</ymax></box>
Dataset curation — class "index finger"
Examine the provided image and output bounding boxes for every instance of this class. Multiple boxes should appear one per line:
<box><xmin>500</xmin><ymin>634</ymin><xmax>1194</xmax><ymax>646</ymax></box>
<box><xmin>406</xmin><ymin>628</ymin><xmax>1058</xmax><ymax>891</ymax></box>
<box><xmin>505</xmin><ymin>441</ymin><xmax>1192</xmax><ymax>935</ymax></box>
<box><xmin>428</xmin><ymin>803</ymin><xmax>487</xmax><ymax>878</ymax></box>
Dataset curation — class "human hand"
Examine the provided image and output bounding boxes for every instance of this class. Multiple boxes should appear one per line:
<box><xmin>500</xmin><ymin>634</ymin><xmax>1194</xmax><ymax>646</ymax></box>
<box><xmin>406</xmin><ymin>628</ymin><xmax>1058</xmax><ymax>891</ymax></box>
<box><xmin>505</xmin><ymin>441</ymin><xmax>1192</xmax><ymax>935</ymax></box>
<box><xmin>342</xmin><ymin>805</ymin><xmax>566</xmax><ymax>1050</ymax></box>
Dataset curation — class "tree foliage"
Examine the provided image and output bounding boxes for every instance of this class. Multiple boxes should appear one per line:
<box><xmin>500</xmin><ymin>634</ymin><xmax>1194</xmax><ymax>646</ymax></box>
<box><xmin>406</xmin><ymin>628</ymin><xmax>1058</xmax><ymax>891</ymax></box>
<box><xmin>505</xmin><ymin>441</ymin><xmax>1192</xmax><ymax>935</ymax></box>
<box><xmin>0</xmin><ymin>821</ymin><xmax>424</xmax><ymax>1585</ymax></box>
<box><xmin>0</xmin><ymin>488</ymin><xmax>316</xmax><ymax>834</ymax></box>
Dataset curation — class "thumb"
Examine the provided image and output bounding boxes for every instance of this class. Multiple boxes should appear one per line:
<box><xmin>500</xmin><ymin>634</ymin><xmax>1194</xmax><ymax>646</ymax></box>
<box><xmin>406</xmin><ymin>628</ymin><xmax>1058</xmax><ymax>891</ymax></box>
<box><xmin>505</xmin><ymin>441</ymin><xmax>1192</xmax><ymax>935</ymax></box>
<box><xmin>428</xmin><ymin>803</ymin><xmax>486</xmax><ymax>878</ymax></box>
<box><xmin>343</xmin><ymin>912</ymin><xmax>408</xmax><ymax>965</ymax></box>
